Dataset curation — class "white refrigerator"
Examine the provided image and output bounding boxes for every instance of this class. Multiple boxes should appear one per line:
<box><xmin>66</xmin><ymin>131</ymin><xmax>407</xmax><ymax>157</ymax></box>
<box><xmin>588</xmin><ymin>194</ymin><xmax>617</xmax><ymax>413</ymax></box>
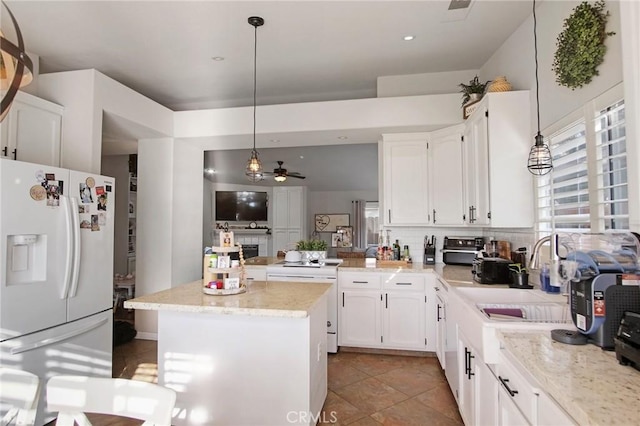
<box><xmin>0</xmin><ymin>158</ymin><xmax>114</xmax><ymax>424</ymax></box>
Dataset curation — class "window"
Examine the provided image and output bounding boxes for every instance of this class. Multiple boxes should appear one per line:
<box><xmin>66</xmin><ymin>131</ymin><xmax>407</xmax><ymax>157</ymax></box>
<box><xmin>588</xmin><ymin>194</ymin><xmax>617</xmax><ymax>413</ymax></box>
<box><xmin>536</xmin><ymin>84</ymin><xmax>628</xmax><ymax>233</ymax></box>
<box><xmin>365</xmin><ymin>201</ymin><xmax>379</xmax><ymax>246</ymax></box>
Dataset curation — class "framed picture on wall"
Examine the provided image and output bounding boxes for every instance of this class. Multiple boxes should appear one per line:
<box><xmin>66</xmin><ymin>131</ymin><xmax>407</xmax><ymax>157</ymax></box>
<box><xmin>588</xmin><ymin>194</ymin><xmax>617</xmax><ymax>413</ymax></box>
<box><xmin>331</xmin><ymin>233</ymin><xmax>342</xmax><ymax>247</ymax></box>
<box><xmin>336</xmin><ymin>226</ymin><xmax>353</xmax><ymax>248</ymax></box>
<box><xmin>314</xmin><ymin>213</ymin><xmax>349</xmax><ymax>233</ymax></box>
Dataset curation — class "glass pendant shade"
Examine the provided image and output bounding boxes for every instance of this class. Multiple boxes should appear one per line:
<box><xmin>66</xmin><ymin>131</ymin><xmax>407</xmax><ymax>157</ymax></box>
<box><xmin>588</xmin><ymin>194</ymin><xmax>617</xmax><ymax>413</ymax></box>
<box><xmin>245</xmin><ymin>149</ymin><xmax>263</xmax><ymax>182</ymax></box>
<box><xmin>527</xmin><ymin>133</ymin><xmax>552</xmax><ymax>176</ymax></box>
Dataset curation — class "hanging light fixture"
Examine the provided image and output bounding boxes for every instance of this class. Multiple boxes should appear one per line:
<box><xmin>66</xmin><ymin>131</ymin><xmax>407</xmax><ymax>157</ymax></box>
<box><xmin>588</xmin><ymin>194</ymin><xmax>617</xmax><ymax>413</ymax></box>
<box><xmin>527</xmin><ymin>0</ymin><xmax>552</xmax><ymax>176</ymax></box>
<box><xmin>1</xmin><ymin>1</ymin><xmax>34</xmax><ymax>122</ymax></box>
<box><xmin>245</xmin><ymin>16</ymin><xmax>265</xmax><ymax>183</ymax></box>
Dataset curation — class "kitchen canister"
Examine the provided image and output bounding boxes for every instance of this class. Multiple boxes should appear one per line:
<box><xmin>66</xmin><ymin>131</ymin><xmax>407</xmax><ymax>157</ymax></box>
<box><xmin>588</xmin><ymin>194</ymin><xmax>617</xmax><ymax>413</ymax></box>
<box><xmin>487</xmin><ymin>76</ymin><xmax>512</xmax><ymax>93</ymax></box>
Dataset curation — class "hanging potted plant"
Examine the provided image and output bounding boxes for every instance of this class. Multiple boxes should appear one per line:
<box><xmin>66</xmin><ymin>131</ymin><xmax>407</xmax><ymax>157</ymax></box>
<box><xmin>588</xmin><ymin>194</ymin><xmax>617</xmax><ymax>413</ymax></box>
<box><xmin>458</xmin><ymin>75</ymin><xmax>489</xmax><ymax>106</ymax></box>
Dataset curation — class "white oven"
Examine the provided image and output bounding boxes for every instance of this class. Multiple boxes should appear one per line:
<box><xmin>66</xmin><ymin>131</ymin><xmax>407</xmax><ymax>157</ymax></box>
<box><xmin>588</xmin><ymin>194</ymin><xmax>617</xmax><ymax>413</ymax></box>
<box><xmin>266</xmin><ymin>261</ymin><xmax>340</xmax><ymax>353</ymax></box>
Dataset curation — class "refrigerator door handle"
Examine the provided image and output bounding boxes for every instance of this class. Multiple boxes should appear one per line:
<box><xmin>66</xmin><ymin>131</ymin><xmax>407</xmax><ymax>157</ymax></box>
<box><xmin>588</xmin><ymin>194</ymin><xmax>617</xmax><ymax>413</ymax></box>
<box><xmin>68</xmin><ymin>197</ymin><xmax>82</xmax><ymax>298</ymax></box>
<box><xmin>61</xmin><ymin>195</ymin><xmax>74</xmax><ymax>299</ymax></box>
<box><xmin>10</xmin><ymin>316</ymin><xmax>109</xmax><ymax>355</ymax></box>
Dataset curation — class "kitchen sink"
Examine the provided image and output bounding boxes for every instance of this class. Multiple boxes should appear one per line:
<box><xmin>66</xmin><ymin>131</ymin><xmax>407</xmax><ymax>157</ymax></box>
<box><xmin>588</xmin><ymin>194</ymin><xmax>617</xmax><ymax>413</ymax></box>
<box><xmin>455</xmin><ymin>286</ymin><xmax>557</xmax><ymax>304</ymax></box>
<box><xmin>477</xmin><ymin>302</ymin><xmax>571</xmax><ymax>324</ymax></box>
<box><xmin>450</xmin><ymin>286</ymin><xmax>576</xmax><ymax>363</ymax></box>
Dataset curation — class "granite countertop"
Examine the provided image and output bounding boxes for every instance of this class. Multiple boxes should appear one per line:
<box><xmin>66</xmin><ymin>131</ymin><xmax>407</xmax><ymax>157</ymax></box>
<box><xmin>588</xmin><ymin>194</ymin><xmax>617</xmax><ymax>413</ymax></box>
<box><xmin>500</xmin><ymin>330</ymin><xmax>640</xmax><ymax>425</ymax></box>
<box><xmin>124</xmin><ymin>280</ymin><xmax>331</xmax><ymax>318</ymax></box>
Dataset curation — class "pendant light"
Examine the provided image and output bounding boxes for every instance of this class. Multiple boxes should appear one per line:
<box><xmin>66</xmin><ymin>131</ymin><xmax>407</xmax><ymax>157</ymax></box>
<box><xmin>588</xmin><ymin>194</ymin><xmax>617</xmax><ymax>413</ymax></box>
<box><xmin>245</xmin><ymin>16</ymin><xmax>265</xmax><ymax>183</ymax></box>
<box><xmin>1</xmin><ymin>1</ymin><xmax>34</xmax><ymax>122</ymax></box>
<box><xmin>527</xmin><ymin>0</ymin><xmax>553</xmax><ymax>176</ymax></box>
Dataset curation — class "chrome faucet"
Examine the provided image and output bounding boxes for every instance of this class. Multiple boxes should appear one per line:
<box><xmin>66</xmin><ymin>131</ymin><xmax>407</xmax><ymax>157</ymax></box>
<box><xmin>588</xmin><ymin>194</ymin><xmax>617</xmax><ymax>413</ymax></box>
<box><xmin>529</xmin><ymin>234</ymin><xmax>560</xmax><ymax>270</ymax></box>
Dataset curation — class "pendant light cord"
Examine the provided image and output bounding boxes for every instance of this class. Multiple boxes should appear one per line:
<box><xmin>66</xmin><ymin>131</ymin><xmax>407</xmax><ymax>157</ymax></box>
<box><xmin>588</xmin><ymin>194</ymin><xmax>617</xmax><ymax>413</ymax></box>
<box><xmin>533</xmin><ymin>0</ymin><xmax>541</xmax><ymax>138</ymax></box>
<box><xmin>252</xmin><ymin>23</ymin><xmax>258</xmax><ymax>152</ymax></box>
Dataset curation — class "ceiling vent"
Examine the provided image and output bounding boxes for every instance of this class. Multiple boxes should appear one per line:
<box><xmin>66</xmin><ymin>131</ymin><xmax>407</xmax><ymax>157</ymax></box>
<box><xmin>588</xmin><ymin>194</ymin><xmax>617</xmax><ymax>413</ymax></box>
<box><xmin>448</xmin><ymin>0</ymin><xmax>472</xmax><ymax>10</ymax></box>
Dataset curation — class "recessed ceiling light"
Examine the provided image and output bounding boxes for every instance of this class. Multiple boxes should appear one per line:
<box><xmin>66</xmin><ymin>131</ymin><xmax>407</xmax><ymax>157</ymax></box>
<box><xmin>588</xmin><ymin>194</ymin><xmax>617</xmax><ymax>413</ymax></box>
<box><xmin>211</xmin><ymin>56</ymin><xmax>225</xmax><ymax>61</ymax></box>
<box><xmin>338</xmin><ymin>136</ymin><xmax>348</xmax><ymax>140</ymax></box>
<box><xmin>299</xmin><ymin>155</ymin><xmax>304</xmax><ymax>159</ymax></box>
<box><xmin>204</xmin><ymin>168</ymin><xmax>215</xmax><ymax>174</ymax></box>
<box><xmin>403</xmin><ymin>35</ymin><xmax>415</xmax><ymax>41</ymax></box>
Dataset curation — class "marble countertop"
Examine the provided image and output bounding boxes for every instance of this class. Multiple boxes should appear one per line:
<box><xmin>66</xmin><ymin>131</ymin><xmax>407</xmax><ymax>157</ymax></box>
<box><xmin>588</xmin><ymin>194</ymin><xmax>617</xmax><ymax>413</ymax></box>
<box><xmin>500</xmin><ymin>330</ymin><xmax>640</xmax><ymax>425</ymax></box>
<box><xmin>124</xmin><ymin>280</ymin><xmax>332</xmax><ymax>318</ymax></box>
<box><xmin>242</xmin><ymin>257</ymin><xmax>491</xmax><ymax>287</ymax></box>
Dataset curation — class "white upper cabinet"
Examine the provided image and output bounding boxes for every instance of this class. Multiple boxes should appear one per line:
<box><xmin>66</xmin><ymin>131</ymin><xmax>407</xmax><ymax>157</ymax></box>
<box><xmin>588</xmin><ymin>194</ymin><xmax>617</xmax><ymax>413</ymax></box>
<box><xmin>464</xmin><ymin>91</ymin><xmax>534</xmax><ymax>228</ymax></box>
<box><xmin>0</xmin><ymin>91</ymin><xmax>63</xmax><ymax>167</ymax></box>
<box><xmin>429</xmin><ymin>125</ymin><xmax>465</xmax><ymax>226</ymax></box>
<box><xmin>381</xmin><ymin>135</ymin><xmax>430</xmax><ymax>225</ymax></box>
<box><xmin>463</xmin><ymin>107</ymin><xmax>490</xmax><ymax>226</ymax></box>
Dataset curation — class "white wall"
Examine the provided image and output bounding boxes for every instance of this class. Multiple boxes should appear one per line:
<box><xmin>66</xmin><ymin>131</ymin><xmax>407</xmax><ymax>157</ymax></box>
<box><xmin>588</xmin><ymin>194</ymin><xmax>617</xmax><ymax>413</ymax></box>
<box><xmin>377</xmin><ymin>69</ymin><xmax>480</xmax><ymax>98</ymax></box>
<box><xmin>307</xmin><ymin>190</ymin><xmax>377</xmax><ymax>254</ymax></box>
<box><xmin>100</xmin><ymin>155</ymin><xmax>130</xmax><ymax>275</ymax></box>
<box><xmin>480</xmin><ymin>0</ymin><xmax>623</xmax><ymax>131</ymax></box>
<box><xmin>37</xmin><ymin>69</ymin><xmax>173</xmax><ymax>174</ymax></box>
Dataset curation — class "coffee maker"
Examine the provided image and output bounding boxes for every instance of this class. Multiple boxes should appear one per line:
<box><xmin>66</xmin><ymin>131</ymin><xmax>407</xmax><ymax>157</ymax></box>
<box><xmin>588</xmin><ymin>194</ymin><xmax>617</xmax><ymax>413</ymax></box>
<box><xmin>560</xmin><ymin>233</ymin><xmax>640</xmax><ymax>349</ymax></box>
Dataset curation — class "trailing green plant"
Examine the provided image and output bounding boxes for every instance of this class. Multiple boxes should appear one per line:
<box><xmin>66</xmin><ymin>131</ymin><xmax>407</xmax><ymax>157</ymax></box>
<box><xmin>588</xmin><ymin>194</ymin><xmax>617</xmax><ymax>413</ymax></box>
<box><xmin>458</xmin><ymin>75</ymin><xmax>489</xmax><ymax>106</ymax></box>
<box><xmin>552</xmin><ymin>0</ymin><xmax>615</xmax><ymax>90</ymax></box>
<box><xmin>296</xmin><ymin>239</ymin><xmax>327</xmax><ymax>251</ymax></box>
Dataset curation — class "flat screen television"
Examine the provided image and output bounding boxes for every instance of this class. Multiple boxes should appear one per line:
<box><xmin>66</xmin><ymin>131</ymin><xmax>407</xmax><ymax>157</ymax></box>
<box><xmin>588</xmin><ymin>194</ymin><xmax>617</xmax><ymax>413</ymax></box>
<box><xmin>215</xmin><ymin>191</ymin><xmax>268</xmax><ymax>222</ymax></box>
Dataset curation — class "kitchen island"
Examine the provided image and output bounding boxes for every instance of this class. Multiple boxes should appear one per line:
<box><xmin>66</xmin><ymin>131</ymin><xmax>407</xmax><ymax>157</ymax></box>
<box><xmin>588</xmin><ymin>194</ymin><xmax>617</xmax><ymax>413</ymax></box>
<box><xmin>125</xmin><ymin>280</ymin><xmax>331</xmax><ymax>426</ymax></box>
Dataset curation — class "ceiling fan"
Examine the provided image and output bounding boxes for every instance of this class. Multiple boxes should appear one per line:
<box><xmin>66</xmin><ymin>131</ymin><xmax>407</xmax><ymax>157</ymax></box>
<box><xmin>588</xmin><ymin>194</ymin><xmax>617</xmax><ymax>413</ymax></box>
<box><xmin>263</xmin><ymin>161</ymin><xmax>306</xmax><ymax>182</ymax></box>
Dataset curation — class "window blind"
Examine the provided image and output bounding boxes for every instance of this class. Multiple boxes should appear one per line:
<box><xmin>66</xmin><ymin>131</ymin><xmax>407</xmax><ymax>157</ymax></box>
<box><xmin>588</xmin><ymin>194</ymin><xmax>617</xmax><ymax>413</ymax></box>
<box><xmin>536</xmin><ymin>88</ymin><xmax>628</xmax><ymax>233</ymax></box>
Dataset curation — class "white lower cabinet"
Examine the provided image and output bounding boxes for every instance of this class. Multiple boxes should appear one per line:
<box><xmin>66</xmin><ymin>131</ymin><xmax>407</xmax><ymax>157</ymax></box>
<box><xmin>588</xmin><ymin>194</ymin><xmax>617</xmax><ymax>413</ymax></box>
<box><xmin>434</xmin><ymin>280</ymin><xmax>448</xmax><ymax>369</ymax></box>
<box><xmin>498</xmin><ymin>384</ymin><xmax>530</xmax><ymax>426</ymax></box>
<box><xmin>338</xmin><ymin>271</ymin><xmax>434</xmax><ymax>351</ymax></box>
<box><xmin>340</xmin><ymin>289</ymin><xmax>382</xmax><ymax>347</ymax></box>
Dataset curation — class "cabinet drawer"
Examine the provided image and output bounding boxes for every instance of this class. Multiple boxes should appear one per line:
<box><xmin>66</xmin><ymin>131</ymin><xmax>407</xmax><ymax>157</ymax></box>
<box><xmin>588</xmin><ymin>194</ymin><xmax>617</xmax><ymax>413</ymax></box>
<box><xmin>497</xmin><ymin>353</ymin><xmax>536</xmax><ymax>424</ymax></box>
<box><xmin>339</xmin><ymin>272</ymin><xmax>381</xmax><ymax>290</ymax></box>
<box><xmin>383</xmin><ymin>274</ymin><xmax>425</xmax><ymax>291</ymax></box>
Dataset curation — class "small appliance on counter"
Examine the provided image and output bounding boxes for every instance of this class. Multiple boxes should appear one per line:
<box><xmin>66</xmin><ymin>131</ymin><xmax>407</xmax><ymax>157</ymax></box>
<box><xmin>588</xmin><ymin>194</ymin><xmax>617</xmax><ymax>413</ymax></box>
<box><xmin>442</xmin><ymin>236</ymin><xmax>484</xmax><ymax>265</ymax></box>
<box><xmin>550</xmin><ymin>232</ymin><xmax>640</xmax><ymax>349</ymax></box>
<box><xmin>424</xmin><ymin>235</ymin><xmax>436</xmax><ymax>265</ymax></box>
<box><xmin>472</xmin><ymin>256</ymin><xmax>513</xmax><ymax>284</ymax></box>
<box><xmin>614</xmin><ymin>311</ymin><xmax>640</xmax><ymax>370</ymax></box>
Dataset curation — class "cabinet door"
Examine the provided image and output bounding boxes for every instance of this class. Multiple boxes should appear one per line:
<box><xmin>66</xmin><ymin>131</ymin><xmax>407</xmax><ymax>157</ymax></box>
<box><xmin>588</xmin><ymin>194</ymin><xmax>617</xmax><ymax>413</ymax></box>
<box><xmin>339</xmin><ymin>290</ymin><xmax>381</xmax><ymax>347</ymax></box>
<box><xmin>475</xmin><ymin>358</ymin><xmax>497</xmax><ymax>426</ymax></box>
<box><xmin>287</xmin><ymin>187</ymin><xmax>303</xmax><ymax>229</ymax></box>
<box><xmin>498</xmin><ymin>385</ymin><xmax>530</xmax><ymax>426</ymax></box>
<box><xmin>4</xmin><ymin>93</ymin><xmax>63</xmax><ymax>167</ymax></box>
<box><xmin>458</xmin><ymin>332</ymin><xmax>476</xmax><ymax>426</ymax></box>
<box><xmin>383</xmin><ymin>140</ymin><xmax>430</xmax><ymax>225</ymax></box>
<box><xmin>435</xmin><ymin>291</ymin><xmax>446</xmax><ymax>369</ymax></box>
<box><xmin>272</xmin><ymin>188</ymin><xmax>289</xmax><ymax>229</ymax></box>
<box><xmin>463</xmin><ymin>108</ymin><xmax>490</xmax><ymax>226</ymax></box>
<box><xmin>429</xmin><ymin>128</ymin><xmax>465</xmax><ymax>226</ymax></box>
<box><xmin>383</xmin><ymin>291</ymin><xmax>426</xmax><ymax>350</ymax></box>
<box><xmin>272</xmin><ymin>229</ymin><xmax>301</xmax><ymax>253</ymax></box>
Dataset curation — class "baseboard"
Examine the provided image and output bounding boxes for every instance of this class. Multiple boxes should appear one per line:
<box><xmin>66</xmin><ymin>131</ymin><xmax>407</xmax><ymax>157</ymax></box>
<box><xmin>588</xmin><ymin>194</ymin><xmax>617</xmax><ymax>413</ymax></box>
<box><xmin>135</xmin><ymin>332</ymin><xmax>158</xmax><ymax>341</ymax></box>
<box><xmin>338</xmin><ymin>346</ymin><xmax>436</xmax><ymax>357</ymax></box>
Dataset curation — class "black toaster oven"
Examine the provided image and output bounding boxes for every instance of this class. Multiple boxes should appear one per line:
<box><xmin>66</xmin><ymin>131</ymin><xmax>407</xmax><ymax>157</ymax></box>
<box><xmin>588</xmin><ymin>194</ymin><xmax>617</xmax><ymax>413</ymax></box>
<box><xmin>442</xmin><ymin>236</ymin><xmax>484</xmax><ymax>265</ymax></box>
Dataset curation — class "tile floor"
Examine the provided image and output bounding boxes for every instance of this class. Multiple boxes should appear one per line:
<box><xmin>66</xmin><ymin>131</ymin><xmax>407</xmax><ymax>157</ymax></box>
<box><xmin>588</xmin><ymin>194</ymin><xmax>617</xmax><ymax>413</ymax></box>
<box><xmin>104</xmin><ymin>339</ymin><xmax>463</xmax><ymax>425</ymax></box>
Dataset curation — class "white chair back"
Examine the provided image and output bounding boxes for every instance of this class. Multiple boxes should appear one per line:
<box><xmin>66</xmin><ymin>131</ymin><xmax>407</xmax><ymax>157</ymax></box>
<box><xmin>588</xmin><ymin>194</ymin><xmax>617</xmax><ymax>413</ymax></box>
<box><xmin>46</xmin><ymin>376</ymin><xmax>175</xmax><ymax>426</ymax></box>
<box><xmin>0</xmin><ymin>367</ymin><xmax>40</xmax><ymax>426</ymax></box>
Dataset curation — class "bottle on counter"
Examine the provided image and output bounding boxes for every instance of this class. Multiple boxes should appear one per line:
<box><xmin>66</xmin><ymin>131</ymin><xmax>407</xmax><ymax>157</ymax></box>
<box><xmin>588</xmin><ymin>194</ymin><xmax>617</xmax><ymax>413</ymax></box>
<box><xmin>403</xmin><ymin>245</ymin><xmax>410</xmax><ymax>261</ymax></box>
<box><xmin>541</xmin><ymin>263</ymin><xmax>550</xmax><ymax>292</ymax></box>
<box><xmin>394</xmin><ymin>239</ymin><xmax>401</xmax><ymax>261</ymax></box>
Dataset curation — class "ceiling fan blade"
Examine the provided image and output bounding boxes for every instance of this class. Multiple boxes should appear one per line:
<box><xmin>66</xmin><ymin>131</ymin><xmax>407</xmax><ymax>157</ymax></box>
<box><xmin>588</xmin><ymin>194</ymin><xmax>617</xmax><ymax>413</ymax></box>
<box><xmin>288</xmin><ymin>174</ymin><xmax>306</xmax><ymax>179</ymax></box>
